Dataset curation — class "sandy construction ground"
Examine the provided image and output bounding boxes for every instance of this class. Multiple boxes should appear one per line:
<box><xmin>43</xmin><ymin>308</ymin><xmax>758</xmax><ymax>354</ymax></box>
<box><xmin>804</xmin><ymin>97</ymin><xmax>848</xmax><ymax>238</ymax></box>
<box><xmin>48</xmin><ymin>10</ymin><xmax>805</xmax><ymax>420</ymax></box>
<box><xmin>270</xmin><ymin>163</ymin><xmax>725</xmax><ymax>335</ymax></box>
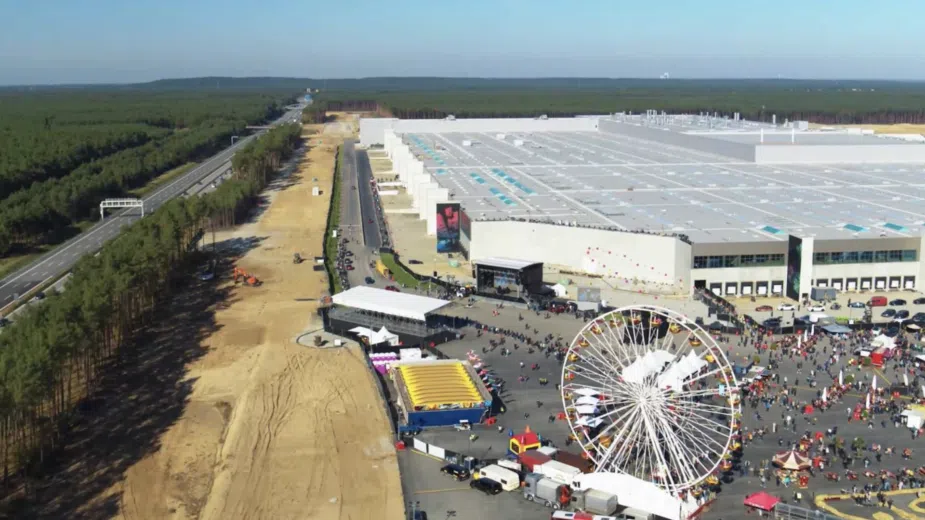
<box><xmin>810</xmin><ymin>123</ymin><xmax>925</xmax><ymax>134</ymax></box>
<box><xmin>104</xmin><ymin>122</ymin><xmax>404</xmax><ymax>520</ymax></box>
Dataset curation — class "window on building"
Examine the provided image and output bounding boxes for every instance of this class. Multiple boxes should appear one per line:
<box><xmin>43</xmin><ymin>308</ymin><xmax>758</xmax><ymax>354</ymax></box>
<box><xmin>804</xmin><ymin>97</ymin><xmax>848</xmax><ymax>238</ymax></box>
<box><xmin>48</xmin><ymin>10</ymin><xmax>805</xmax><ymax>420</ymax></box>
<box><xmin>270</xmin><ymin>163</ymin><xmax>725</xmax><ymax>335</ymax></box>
<box><xmin>874</xmin><ymin>250</ymin><xmax>888</xmax><ymax>263</ymax></box>
<box><xmin>769</xmin><ymin>254</ymin><xmax>785</xmax><ymax>265</ymax></box>
<box><xmin>903</xmin><ymin>250</ymin><xmax>917</xmax><ymax>262</ymax></box>
<box><xmin>693</xmin><ymin>256</ymin><xmax>707</xmax><ymax>269</ymax></box>
<box><xmin>707</xmin><ymin>256</ymin><xmax>724</xmax><ymax>269</ymax></box>
<box><xmin>860</xmin><ymin>251</ymin><xmax>874</xmax><ymax>263</ymax></box>
<box><xmin>829</xmin><ymin>252</ymin><xmax>844</xmax><ymax>264</ymax></box>
<box><xmin>740</xmin><ymin>254</ymin><xmax>754</xmax><ymax>266</ymax></box>
<box><xmin>845</xmin><ymin>251</ymin><xmax>859</xmax><ymax>263</ymax></box>
<box><xmin>888</xmin><ymin>250</ymin><xmax>902</xmax><ymax>262</ymax></box>
<box><xmin>754</xmin><ymin>254</ymin><xmax>768</xmax><ymax>265</ymax></box>
<box><xmin>814</xmin><ymin>252</ymin><xmax>830</xmax><ymax>264</ymax></box>
<box><xmin>724</xmin><ymin>255</ymin><xmax>739</xmax><ymax>268</ymax></box>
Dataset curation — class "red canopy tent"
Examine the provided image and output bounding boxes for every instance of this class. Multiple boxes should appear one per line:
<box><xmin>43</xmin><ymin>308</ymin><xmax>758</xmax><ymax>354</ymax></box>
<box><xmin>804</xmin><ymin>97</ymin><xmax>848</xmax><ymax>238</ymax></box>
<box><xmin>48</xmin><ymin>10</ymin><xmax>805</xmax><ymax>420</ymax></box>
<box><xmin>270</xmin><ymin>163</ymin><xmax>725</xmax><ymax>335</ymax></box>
<box><xmin>744</xmin><ymin>492</ymin><xmax>781</xmax><ymax>511</ymax></box>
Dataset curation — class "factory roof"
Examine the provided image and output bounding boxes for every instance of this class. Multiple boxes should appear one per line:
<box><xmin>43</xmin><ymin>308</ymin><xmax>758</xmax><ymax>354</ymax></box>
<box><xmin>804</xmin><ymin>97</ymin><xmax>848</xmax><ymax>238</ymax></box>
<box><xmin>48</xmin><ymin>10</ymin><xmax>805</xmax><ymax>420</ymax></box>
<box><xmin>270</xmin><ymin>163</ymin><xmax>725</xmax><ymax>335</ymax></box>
<box><xmin>402</xmin><ymin>130</ymin><xmax>925</xmax><ymax>244</ymax></box>
<box><xmin>331</xmin><ymin>286</ymin><xmax>449</xmax><ymax>321</ymax></box>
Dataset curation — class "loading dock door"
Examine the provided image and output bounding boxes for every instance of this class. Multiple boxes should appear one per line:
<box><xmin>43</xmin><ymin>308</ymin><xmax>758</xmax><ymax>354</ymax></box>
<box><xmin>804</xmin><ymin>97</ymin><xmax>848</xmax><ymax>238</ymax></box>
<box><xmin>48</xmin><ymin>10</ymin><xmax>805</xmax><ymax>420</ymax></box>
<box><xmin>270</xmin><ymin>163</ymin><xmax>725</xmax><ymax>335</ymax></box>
<box><xmin>725</xmin><ymin>282</ymin><xmax>737</xmax><ymax>295</ymax></box>
<box><xmin>741</xmin><ymin>282</ymin><xmax>754</xmax><ymax>295</ymax></box>
<box><xmin>846</xmin><ymin>278</ymin><xmax>858</xmax><ymax>291</ymax></box>
<box><xmin>815</xmin><ymin>279</ymin><xmax>828</xmax><ymax>288</ymax></box>
<box><xmin>905</xmin><ymin>276</ymin><xmax>916</xmax><ymax>290</ymax></box>
<box><xmin>832</xmin><ymin>279</ymin><xmax>843</xmax><ymax>290</ymax></box>
<box><xmin>875</xmin><ymin>277</ymin><xmax>886</xmax><ymax>289</ymax></box>
<box><xmin>709</xmin><ymin>283</ymin><xmax>722</xmax><ymax>296</ymax></box>
<box><xmin>889</xmin><ymin>276</ymin><xmax>901</xmax><ymax>289</ymax></box>
<box><xmin>861</xmin><ymin>278</ymin><xmax>872</xmax><ymax>290</ymax></box>
<box><xmin>771</xmin><ymin>282</ymin><xmax>783</xmax><ymax>295</ymax></box>
<box><xmin>757</xmin><ymin>282</ymin><xmax>768</xmax><ymax>296</ymax></box>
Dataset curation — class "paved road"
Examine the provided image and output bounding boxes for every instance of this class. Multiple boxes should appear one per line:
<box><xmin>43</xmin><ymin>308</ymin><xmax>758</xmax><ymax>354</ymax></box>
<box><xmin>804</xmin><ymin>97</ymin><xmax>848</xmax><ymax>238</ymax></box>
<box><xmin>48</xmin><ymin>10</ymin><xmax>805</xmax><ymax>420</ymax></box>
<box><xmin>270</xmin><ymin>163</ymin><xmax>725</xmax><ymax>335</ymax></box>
<box><xmin>0</xmin><ymin>108</ymin><xmax>304</xmax><ymax>312</ymax></box>
<box><xmin>353</xmin><ymin>144</ymin><xmax>382</xmax><ymax>249</ymax></box>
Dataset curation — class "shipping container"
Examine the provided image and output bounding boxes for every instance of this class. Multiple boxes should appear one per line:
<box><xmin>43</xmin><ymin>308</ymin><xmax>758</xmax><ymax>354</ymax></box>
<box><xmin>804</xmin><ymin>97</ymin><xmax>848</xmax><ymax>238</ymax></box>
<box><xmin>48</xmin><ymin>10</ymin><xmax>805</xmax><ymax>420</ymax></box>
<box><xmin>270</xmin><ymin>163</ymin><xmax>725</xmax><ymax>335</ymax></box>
<box><xmin>554</xmin><ymin>450</ymin><xmax>592</xmax><ymax>473</ymax></box>
<box><xmin>519</xmin><ymin>450</ymin><xmax>552</xmax><ymax>472</ymax></box>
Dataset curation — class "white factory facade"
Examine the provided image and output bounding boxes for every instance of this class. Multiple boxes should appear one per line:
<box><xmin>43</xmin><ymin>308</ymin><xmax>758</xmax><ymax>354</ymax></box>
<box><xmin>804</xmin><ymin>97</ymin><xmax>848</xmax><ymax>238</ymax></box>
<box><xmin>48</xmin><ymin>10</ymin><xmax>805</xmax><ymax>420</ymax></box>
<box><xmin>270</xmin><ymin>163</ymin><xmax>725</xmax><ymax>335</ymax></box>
<box><xmin>360</xmin><ymin>113</ymin><xmax>925</xmax><ymax>300</ymax></box>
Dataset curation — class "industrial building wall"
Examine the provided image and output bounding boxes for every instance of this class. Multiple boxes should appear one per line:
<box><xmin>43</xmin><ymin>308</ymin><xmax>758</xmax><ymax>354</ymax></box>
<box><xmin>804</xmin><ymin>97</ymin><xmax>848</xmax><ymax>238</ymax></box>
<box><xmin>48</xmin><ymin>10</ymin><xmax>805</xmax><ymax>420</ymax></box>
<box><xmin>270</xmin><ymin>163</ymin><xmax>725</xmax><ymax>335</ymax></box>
<box><xmin>360</xmin><ymin>118</ymin><xmax>399</xmax><ymax>147</ymax></box>
<box><xmin>598</xmin><ymin>119</ymin><xmax>756</xmax><ymax>162</ymax></box>
<box><xmin>812</xmin><ymin>263</ymin><xmax>919</xmax><ymax>285</ymax></box>
<box><xmin>469</xmin><ymin>220</ymin><xmax>687</xmax><ymax>287</ymax></box>
<box><xmin>755</xmin><ymin>144</ymin><xmax>925</xmax><ymax>164</ymax></box>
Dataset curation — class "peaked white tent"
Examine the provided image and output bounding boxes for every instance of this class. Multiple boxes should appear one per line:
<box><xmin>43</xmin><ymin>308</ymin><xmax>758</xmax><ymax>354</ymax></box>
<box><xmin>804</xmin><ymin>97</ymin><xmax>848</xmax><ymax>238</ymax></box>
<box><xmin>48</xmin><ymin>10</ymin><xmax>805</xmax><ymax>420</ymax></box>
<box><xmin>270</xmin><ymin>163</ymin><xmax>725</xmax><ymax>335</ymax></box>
<box><xmin>656</xmin><ymin>351</ymin><xmax>708</xmax><ymax>390</ymax></box>
<box><xmin>349</xmin><ymin>326</ymin><xmax>400</xmax><ymax>346</ymax></box>
<box><xmin>622</xmin><ymin>350</ymin><xmax>675</xmax><ymax>383</ymax></box>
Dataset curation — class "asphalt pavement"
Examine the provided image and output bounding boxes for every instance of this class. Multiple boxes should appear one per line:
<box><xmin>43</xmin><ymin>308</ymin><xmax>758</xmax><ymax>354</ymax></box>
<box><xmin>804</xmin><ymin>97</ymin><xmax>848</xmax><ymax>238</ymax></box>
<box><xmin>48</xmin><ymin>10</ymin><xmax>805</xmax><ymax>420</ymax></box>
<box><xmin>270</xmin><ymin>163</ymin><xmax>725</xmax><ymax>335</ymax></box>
<box><xmin>0</xmin><ymin>108</ymin><xmax>304</xmax><ymax>313</ymax></box>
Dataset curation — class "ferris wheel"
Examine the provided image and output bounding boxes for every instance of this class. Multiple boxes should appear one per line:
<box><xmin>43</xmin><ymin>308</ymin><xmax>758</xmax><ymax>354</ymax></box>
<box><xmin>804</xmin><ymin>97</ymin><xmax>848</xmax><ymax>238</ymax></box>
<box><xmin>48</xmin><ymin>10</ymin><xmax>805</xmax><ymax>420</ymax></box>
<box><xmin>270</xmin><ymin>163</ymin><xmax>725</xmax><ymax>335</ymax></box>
<box><xmin>560</xmin><ymin>305</ymin><xmax>740</xmax><ymax>494</ymax></box>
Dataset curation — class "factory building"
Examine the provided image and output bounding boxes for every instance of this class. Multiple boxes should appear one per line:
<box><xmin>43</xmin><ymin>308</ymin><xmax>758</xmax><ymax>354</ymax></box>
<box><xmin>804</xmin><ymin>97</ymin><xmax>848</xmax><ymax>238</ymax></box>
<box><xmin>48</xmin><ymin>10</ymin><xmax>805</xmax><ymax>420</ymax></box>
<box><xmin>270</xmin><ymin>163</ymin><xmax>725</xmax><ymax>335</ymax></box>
<box><xmin>361</xmin><ymin>113</ymin><xmax>925</xmax><ymax>300</ymax></box>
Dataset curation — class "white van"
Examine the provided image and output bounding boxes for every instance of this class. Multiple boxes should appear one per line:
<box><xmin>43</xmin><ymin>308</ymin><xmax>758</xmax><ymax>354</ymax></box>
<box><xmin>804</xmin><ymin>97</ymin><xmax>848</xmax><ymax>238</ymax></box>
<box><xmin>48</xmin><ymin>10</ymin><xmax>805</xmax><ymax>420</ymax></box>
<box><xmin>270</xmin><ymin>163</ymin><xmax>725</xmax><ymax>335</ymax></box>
<box><xmin>475</xmin><ymin>464</ymin><xmax>520</xmax><ymax>492</ymax></box>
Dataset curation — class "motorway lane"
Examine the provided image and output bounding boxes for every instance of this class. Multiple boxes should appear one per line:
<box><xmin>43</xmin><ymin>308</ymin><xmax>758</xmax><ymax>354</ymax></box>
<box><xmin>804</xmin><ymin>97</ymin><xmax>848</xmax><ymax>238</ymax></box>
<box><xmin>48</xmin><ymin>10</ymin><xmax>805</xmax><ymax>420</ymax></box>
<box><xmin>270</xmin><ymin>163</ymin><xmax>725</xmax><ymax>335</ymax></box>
<box><xmin>0</xmin><ymin>108</ymin><xmax>303</xmax><ymax>312</ymax></box>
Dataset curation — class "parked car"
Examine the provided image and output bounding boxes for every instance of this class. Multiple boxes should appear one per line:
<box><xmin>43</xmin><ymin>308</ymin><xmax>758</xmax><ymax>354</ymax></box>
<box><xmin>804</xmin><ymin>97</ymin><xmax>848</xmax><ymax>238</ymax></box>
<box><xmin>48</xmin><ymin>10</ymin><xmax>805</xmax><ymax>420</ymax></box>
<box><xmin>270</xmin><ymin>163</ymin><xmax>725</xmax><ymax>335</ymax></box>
<box><xmin>469</xmin><ymin>478</ymin><xmax>503</xmax><ymax>495</ymax></box>
<box><xmin>808</xmin><ymin>304</ymin><xmax>826</xmax><ymax>312</ymax></box>
<box><xmin>830</xmin><ymin>303</ymin><xmax>842</xmax><ymax>310</ymax></box>
<box><xmin>365</xmin><ymin>276</ymin><xmax>375</xmax><ymax>284</ymax></box>
<box><xmin>890</xmin><ymin>299</ymin><xmax>907</xmax><ymax>306</ymax></box>
<box><xmin>914</xmin><ymin>298</ymin><xmax>925</xmax><ymax>305</ymax></box>
<box><xmin>762</xmin><ymin>317</ymin><xmax>782</xmax><ymax>328</ymax></box>
<box><xmin>408</xmin><ymin>259</ymin><xmax>423</xmax><ymax>265</ymax></box>
<box><xmin>911</xmin><ymin>312</ymin><xmax>925</xmax><ymax>323</ymax></box>
<box><xmin>778</xmin><ymin>303</ymin><xmax>795</xmax><ymax>311</ymax></box>
<box><xmin>755</xmin><ymin>305</ymin><xmax>773</xmax><ymax>312</ymax></box>
<box><xmin>34</xmin><ymin>291</ymin><xmax>46</xmax><ymax>300</ymax></box>
<box><xmin>893</xmin><ymin>310</ymin><xmax>911</xmax><ymax>322</ymax></box>
<box><xmin>346</xmin><ymin>265</ymin><xmax>355</xmax><ymax>271</ymax></box>
<box><xmin>869</xmin><ymin>296</ymin><xmax>888</xmax><ymax>307</ymax></box>
<box><xmin>385</xmin><ymin>285</ymin><xmax>400</xmax><ymax>292</ymax></box>
<box><xmin>440</xmin><ymin>464</ymin><xmax>471</xmax><ymax>481</ymax></box>
<box><xmin>199</xmin><ymin>271</ymin><xmax>215</xmax><ymax>281</ymax></box>
<box><xmin>848</xmin><ymin>301</ymin><xmax>866</xmax><ymax>309</ymax></box>
<box><xmin>881</xmin><ymin>309</ymin><xmax>897</xmax><ymax>318</ymax></box>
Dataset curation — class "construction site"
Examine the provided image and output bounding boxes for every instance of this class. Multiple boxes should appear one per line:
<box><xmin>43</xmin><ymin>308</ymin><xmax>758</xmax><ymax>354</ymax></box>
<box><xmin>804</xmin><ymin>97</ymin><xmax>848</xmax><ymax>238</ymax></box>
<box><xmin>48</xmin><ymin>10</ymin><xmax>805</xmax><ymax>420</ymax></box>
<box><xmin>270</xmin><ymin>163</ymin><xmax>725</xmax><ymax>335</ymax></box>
<box><xmin>56</xmin><ymin>114</ymin><xmax>406</xmax><ymax>519</ymax></box>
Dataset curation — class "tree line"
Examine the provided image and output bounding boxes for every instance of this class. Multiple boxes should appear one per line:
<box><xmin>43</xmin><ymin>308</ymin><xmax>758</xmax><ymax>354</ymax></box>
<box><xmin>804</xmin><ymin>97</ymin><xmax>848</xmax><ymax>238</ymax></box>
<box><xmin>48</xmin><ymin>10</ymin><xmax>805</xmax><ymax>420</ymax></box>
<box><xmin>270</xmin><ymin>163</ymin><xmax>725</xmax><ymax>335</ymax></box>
<box><xmin>312</xmin><ymin>86</ymin><xmax>925</xmax><ymax>124</ymax></box>
<box><xmin>0</xmin><ymin>90</ymin><xmax>298</xmax><ymax>256</ymax></box>
<box><xmin>0</xmin><ymin>122</ymin><xmax>302</xmax><ymax>490</ymax></box>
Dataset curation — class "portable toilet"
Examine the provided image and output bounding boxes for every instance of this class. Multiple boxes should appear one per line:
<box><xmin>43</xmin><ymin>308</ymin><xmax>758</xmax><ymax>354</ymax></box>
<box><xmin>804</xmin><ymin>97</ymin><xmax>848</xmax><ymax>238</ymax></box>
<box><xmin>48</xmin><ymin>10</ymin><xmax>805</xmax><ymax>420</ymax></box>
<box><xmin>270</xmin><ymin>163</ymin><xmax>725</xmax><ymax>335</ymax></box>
<box><xmin>509</xmin><ymin>425</ymin><xmax>541</xmax><ymax>456</ymax></box>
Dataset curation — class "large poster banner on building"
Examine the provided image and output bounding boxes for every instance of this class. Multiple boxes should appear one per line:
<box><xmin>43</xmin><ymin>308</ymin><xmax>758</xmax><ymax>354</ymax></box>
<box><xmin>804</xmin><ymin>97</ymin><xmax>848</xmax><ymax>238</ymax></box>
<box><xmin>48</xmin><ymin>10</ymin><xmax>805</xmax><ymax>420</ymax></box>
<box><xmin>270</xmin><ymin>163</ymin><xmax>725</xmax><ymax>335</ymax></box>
<box><xmin>436</xmin><ymin>202</ymin><xmax>461</xmax><ymax>253</ymax></box>
<box><xmin>786</xmin><ymin>235</ymin><xmax>803</xmax><ymax>301</ymax></box>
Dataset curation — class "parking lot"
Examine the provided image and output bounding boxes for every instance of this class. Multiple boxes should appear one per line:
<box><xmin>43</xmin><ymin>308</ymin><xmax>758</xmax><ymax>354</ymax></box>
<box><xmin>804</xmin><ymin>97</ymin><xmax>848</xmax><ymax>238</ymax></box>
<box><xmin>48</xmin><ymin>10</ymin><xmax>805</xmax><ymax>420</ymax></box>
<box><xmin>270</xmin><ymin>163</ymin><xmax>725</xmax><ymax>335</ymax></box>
<box><xmin>392</xmin><ymin>297</ymin><xmax>925</xmax><ymax>520</ymax></box>
<box><xmin>738</xmin><ymin>290</ymin><xmax>925</xmax><ymax>328</ymax></box>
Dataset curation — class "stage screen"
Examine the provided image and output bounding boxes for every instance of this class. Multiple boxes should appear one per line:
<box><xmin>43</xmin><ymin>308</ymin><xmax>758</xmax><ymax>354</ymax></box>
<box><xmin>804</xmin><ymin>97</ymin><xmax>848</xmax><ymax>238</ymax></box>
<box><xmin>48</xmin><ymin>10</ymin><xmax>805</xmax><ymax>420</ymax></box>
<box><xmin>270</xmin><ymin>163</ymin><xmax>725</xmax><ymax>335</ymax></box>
<box><xmin>436</xmin><ymin>202</ymin><xmax>461</xmax><ymax>253</ymax></box>
<box><xmin>786</xmin><ymin>235</ymin><xmax>803</xmax><ymax>301</ymax></box>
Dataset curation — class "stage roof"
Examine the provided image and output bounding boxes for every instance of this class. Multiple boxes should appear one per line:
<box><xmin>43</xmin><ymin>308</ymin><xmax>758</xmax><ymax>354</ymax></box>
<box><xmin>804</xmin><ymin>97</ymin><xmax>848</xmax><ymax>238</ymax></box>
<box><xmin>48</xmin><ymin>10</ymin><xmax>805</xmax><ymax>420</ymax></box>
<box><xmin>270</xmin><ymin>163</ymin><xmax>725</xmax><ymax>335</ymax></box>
<box><xmin>331</xmin><ymin>286</ymin><xmax>450</xmax><ymax>321</ymax></box>
<box><xmin>473</xmin><ymin>257</ymin><xmax>542</xmax><ymax>270</ymax></box>
<box><xmin>395</xmin><ymin>360</ymin><xmax>487</xmax><ymax>408</ymax></box>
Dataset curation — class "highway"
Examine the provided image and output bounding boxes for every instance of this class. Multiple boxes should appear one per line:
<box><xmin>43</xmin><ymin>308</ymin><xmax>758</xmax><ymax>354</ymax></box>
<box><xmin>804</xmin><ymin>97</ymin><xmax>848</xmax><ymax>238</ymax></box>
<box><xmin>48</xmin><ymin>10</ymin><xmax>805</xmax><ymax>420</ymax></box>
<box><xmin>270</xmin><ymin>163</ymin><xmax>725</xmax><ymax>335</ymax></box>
<box><xmin>354</xmin><ymin>144</ymin><xmax>383</xmax><ymax>249</ymax></box>
<box><xmin>0</xmin><ymin>107</ymin><xmax>304</xmax><ymax>313</ymax></box>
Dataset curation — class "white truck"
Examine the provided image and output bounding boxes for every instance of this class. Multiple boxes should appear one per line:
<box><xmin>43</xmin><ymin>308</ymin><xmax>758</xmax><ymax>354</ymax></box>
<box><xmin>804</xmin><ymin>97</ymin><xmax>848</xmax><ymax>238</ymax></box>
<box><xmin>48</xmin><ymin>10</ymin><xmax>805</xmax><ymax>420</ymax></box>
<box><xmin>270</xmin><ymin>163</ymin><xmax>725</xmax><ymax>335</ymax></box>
<box><xmin>474</xmin><ymin>464</ymin><xmax>520</xmax><ymax>492</ymax></box>
<box><xmin>534</xmin><ymin>460</ymin><xmax>583</xmax><ymax>485</ymax></box>
<box><xmin>523</xmin><ymin>473</ymin><xmax>618</xmax><ymax>515</ymax></box>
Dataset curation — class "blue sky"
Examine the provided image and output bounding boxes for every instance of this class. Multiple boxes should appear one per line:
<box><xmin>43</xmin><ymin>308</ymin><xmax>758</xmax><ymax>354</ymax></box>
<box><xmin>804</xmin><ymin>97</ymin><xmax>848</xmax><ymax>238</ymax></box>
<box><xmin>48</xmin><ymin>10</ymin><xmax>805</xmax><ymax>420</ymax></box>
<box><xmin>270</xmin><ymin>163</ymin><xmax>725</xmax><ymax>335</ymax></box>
<box><xmin>2</xmin><ymin>0</ymin><xmax>925</xmax><ymax>84</ymax></box>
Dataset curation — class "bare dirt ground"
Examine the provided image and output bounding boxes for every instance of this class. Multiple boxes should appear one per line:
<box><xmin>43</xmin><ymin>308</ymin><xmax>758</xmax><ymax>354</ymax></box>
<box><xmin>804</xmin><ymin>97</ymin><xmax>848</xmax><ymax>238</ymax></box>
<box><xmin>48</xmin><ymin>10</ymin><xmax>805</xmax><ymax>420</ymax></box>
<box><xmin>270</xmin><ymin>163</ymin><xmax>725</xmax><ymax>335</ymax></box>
<box><xmin>20</xmin><ymin>122</ymin><xmax>403</xmax><ymax>520</ymax></box>
<box><xmin>809</xmin><ymin>123</ymin><xmax>925</xmax><ymax>134</ymax></box>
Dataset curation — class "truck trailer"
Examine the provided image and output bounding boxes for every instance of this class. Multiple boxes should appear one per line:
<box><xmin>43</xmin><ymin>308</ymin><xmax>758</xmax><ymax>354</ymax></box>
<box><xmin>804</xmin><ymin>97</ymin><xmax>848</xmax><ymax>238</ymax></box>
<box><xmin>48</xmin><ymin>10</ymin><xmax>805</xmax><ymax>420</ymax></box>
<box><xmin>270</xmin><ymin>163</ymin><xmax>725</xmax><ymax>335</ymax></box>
<box><xmin>534</xmin><ymin>460</ymin><xmax>583</xmax><ymax>485</ymax></box>
<box><xmin>523</xmin><ymin>473</ymin><xmax>619</xmax><ymax>515</ymax></box>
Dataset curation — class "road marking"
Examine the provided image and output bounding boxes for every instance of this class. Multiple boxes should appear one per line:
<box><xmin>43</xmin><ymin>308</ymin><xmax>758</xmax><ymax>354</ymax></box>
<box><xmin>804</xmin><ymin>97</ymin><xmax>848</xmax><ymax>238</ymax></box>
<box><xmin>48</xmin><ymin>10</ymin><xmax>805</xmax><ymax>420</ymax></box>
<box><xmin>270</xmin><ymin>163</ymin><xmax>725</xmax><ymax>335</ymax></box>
<box><xmin>413</xmin><ymin>487</ymin><xmax>472</xmax><ymax>495</ymax></box>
